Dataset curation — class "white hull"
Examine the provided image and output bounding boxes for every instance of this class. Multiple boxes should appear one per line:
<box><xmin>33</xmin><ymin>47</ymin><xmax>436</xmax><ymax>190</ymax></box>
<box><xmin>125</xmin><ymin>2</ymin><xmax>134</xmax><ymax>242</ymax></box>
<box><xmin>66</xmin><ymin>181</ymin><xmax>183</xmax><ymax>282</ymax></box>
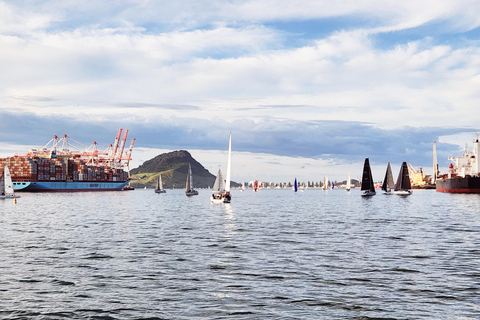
<box><xmin>394</xmin><ymin>190</ymin><xmax>412</xmax><ymax>195</ymax></box>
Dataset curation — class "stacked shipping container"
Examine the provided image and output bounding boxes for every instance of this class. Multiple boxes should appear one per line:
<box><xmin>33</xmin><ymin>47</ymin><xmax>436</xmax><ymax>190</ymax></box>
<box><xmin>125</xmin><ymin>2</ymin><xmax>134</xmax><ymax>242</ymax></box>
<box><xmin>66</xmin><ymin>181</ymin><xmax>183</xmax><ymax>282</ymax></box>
<box><xmin>0</xmin><ymin>156</ymin><xmax>129</xmax><ymax>183</ymax></box>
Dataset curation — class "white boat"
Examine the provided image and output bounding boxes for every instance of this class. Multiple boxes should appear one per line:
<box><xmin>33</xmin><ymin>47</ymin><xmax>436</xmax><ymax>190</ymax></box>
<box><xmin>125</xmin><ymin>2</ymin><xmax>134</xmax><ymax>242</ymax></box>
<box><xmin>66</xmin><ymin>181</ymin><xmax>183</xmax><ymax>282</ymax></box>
<box><xmin>381</xmin><ymin>162</ymin><xmax>395</xmax><ymax>195</ymax></box>
<box><xmin>394</xmin><ymin>162</ymin><xmax>413</xmax><ymax>195</ymax></box>
<box><xmin>361</xmin><ymin>158</ymin><xmax>376</xmax><ymax>196</ymax></box>
<box><xmin>0</xmin><ymin>166</ymin><xmax>20</xmax><ymax>199</ymax></box>
<box><xmin>322</xmin><ymin>177</ymin><xmax>329</xmax><ymax>190</ymax></box>
<box><xmin>241</xmin><ymin>180</ymin><xmax>245</xmax><ymax>191</ymax></box>
<box><xmin>211</xmin><ymin>133</ymin><xmax>232</xmax><ymax>203</ymax></box>
<box><xmin>185</xmin><ymin>163</ymin><xmax>198</xmax><ymax>196</ymax></box>
<box><xmin>154</xmin><ymin>173</ymin><xmax>166</xmax><ymax>194</ymax></box>
<box><xmin>345</xmin><ymin>172</ymin><xmax>351</xmax><ymax>191</ymax></box>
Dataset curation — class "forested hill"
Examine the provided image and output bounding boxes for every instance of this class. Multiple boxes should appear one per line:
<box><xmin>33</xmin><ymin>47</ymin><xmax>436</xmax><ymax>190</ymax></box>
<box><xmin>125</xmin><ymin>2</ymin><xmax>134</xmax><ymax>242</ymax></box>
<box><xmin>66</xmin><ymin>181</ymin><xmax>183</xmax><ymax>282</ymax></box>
<box><xmin>129</xmin><ymin>150</ymin><xmax>222</xmax><ymax>189</ymax></box>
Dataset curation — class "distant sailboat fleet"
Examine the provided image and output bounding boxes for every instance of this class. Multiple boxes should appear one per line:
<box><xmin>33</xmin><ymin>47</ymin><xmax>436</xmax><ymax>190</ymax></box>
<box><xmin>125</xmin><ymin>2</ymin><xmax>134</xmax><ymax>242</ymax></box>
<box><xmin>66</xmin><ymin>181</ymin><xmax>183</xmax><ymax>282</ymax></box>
<box><xmin>144</xmin><ymin>130</ymin><xmax>412</xmax><ymax>199</ymax></box>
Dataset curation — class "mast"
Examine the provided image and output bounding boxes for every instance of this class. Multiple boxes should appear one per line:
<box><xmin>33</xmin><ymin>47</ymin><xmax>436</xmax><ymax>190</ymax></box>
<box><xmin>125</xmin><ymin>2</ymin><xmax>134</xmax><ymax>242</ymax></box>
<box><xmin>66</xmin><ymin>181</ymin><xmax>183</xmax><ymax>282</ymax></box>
<box><xmin>186</xmin><ymin>163</ymin><xmax>191</xmax><ymax>192</ymax></box>
<box><xmin>474</xmin><ymin>135</ymin><xmax>480</xmax><ymax>176</ymax></box>
<box><xmin>225</xmin><ymin>133</ymin><xmax>232</xmax><ymax>193</ymax></box>
<box><xmin>433</xmin><ymin>141</ymin><xmax>438</xmax><ymax>183</ymax></box>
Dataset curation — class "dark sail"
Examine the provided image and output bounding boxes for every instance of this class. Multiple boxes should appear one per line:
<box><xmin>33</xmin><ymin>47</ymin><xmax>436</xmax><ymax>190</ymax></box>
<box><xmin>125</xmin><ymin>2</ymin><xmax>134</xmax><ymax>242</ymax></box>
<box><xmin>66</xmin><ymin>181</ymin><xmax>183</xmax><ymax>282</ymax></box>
<box><xmin>395</xmin><ymin>162</ymin><xmax>412</xmax><ymax>191</ymax></box>
<box><xmin>361</xmin><ymin>158</ymin><xmax>375</xmax><ymax>193</ymax></box>
<box><xmin>381</xmin><ymin>162</ymin><xmax>395</xmax><ymax>192</ymax></box>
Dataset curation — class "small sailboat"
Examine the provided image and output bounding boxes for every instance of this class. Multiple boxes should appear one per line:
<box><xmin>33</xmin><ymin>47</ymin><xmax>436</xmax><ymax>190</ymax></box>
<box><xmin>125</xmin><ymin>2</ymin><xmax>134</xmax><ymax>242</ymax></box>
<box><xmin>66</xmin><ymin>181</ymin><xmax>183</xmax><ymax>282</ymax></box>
<box><xmin>253</xmin><ymin>180</ymin><xmax>259</xmax><ymax>192</ymax></box>
<box><xmin>0</xmin><ymin>166</ymin><xmax>20</xmax><ymax>199</ymax></box>
<box><xmin>394</xmin><ymin>162</ymin><xmax>412</xmax><ymax>195</ymax></box>
<box><xmin>211</xmin><ymin>133</ymin><xmax>232</xmax><ymax>203</ymax></box>
<box><xmin>185</xmin><ymin>163</ymin><xmax>198</xmax><ymax>196</ymax></box>
<box><xmin>322</xmin><ymin>177</ymin><xmax>329</xmax><ymax>191</ymax></box>
<box><xmin>345</xmin><ymin>172</ymin><xmax>351</xmax><ymax>191</ymax></box>
<box><xmin>361</xmin><ymin>158</ymin><xmax>376</xmax><ymax>196</ymax></box>
<box><xmin>154</xmin><ymin>173</ymin><xmax>166</xmax><ymax>193</ymax></box>
<box><xmin>211</xmin><ymin>169</ymin><xmax>225</xmax><ymax>203</ymax></box>
<box><xmin>293</xmin><ymin>178</ymin><xmax>298</xmax><ymax>192</ymax></box>
<box><xmin>331</xmin><ymin>182</ymin><xmax>335</xmax><ymax>190</ymax></box>
<box><xmin>241</xmin><ymin>180</ymin><xmax>245</xmax><ymax>191</ymax></box>
<box><xmin>381</xmin><ymin>162</ymin><xmax>395</xmax><ymax>195</ymax></box>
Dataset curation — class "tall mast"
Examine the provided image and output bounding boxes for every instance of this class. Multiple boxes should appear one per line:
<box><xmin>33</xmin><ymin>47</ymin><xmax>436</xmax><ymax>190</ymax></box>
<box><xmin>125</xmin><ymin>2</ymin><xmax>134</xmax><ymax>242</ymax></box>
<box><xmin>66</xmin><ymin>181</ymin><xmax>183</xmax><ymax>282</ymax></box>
<box><xmin>433</xmin><ymin>140</ymin><xmax>438</xmax><ymax>183</ymax></box>
<box><xmin>225</xmin><ymin>133</ymin><xmax>232</xmax><ymax>193</ymax></box>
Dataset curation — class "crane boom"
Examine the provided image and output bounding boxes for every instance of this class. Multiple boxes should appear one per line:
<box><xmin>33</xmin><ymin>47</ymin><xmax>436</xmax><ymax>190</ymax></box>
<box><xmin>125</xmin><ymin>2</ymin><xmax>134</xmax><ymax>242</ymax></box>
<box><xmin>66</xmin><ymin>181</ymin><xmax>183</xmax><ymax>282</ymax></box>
<box><xmin>116</xmin><ymin>129</ymin><xmax>128</xmax><ymax>164</ymax></box>
<box><xmin>111</xmin><ymin>128</ymin><xmax>123</xmax><ymax>162</ymax></box>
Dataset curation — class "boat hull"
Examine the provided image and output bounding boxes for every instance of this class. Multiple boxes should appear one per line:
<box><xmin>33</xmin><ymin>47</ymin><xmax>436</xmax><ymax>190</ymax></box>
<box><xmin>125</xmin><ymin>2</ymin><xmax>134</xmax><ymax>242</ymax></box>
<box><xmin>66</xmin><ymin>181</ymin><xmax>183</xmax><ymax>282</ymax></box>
<box><xmin>13</xmin><ymin>181</ymin><xmax>129</xmax><ymax>192</ymax></box>
<box><xmin>436</xmin><ymin>176</ymin><xmax>480</xmax><ymax>193</ymax></box>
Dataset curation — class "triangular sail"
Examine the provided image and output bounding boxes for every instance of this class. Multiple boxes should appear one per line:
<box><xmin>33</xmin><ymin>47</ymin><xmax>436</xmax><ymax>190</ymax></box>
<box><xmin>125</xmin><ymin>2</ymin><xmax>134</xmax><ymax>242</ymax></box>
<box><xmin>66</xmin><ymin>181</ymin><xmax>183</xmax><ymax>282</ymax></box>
<box><xmin>395</xmin><ymin>162</ymin><xmax>412</xmax><ymax>191</ymax></box>
<box><xmin>4</xmin><ymin>166</ymin><xmax>14</xmax><ymax>195</ymax></box>
<box><xmin>0</xmin><ymin>171</ymin><xmax>5</xmax><ymax>195</ymax></box>
<box><xmin>294</xmin><ymin>178</ymin><xmax>297</xmax><ymax>192</ymax></box>
<box><xmin>361</xmin><ymin>158</ymin><xmax>375</xmax><ymax>192</ymax></box>
<box><xmin>212</xmin><ymin>169</ymin><xmax>225</xmax><ymax>194</ymax></box>
<box><xmin>155</xmin><ymin>173</ymin><xmax>163</xmax><ymax>192</ymax></box>
<box><xmin>382</xmin><ymin>162</ymin><xmax>395</xmax><ymax>191</ymax></box>
<box><xmin>185</xmin><ymin>163</ymin><xmax>193</xmax><ymax>192</ymax></box>
<box><xmin>346</xmin><ymin>172</ymin><xmax>351</xmax><ymax>191</ymax></box>
<box><xmin>225</xmin><ymin>133</ymin><xmax>232</xmax><ymax>193</ymax></box>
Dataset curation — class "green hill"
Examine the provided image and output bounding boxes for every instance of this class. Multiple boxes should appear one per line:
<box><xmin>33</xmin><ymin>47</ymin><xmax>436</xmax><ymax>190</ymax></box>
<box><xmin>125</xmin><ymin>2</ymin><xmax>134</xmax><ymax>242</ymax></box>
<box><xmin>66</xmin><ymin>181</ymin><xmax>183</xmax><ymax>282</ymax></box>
<box><xmin>129</xmin><ymin>150</ymin><xmax>226</xmax><ymax>189</ymax></box>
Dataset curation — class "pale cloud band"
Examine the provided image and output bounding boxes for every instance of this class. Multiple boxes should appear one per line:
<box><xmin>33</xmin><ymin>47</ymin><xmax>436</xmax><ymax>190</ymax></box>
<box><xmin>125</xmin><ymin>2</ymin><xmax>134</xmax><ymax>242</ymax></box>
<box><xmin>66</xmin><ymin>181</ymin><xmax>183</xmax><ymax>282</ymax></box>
<box><xmin>1</xmin><ymin>0</ymin><xmax>479</xmax><ymax>180</ymax></box>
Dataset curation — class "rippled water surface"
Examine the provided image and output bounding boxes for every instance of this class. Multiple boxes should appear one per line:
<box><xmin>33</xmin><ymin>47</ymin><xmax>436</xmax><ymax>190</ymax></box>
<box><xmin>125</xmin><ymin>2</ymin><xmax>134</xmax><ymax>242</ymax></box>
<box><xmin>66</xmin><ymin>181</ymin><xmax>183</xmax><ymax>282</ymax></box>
<box><xmin>1</xmin><ymin>188</ymin><xmax>479</xmax><ymax>319</ymax></box>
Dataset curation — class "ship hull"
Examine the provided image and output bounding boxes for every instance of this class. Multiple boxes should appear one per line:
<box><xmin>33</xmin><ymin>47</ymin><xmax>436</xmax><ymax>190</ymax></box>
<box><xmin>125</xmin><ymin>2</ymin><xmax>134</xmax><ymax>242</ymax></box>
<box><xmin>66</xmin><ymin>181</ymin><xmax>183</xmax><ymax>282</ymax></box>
<box><xmin>13</xmin><ymin>181</ymin><xmax>129</xmax><ymax>192</ymax></box>
<box><xmin>436</xmin><ymin>176</ymin><xmax>480</xmax><ymax>193</ymax></box>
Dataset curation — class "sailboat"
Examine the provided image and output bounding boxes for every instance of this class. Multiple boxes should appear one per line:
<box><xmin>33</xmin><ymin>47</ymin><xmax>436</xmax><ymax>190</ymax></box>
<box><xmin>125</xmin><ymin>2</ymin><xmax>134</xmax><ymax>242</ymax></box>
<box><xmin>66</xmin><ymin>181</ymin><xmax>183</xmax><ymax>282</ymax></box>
<box><xmin>381</xmin><ymin>162</ymin><xmax>395</xmax><ymax>195</ymax></box>
<box><xmin>253</xmin><ymin>180</ymin><xmax>259</xmax><ymax>192</ymax></box>
<box><xmin>293</xmin><ymin>178</ymin><xmax>298</xmax><ymax>192</ymax></box>
<box><xmin>361</xmin><ymin>158</ymin><xmax>376</xmax><ymax>196</ymax></box>
<box><xmin>241</xmin><ymin>180</ymin><xmax>245</xmax><ymax>192</ymax></box>
<box><xmin>0</xmin><ymin>166</ymin><xmax>20</xmax><ymax>199</ymax></box>
<box><xmin>185</xmin><ymin>163</ymin><xmax>198</xmax><ymax>196</ymax></box>
<box><xmin>211</xmin><ymin>133</ymin><xmax>232</xmax><ymax>203</ymax></box>
<box><xmin>322</xmin><ymin>177</ymin><xmax>327</xmax><ymax>190</ymax></box>
<box><xmin>345</xmin><ymin>172</ymin><xmax>351</xmax><ymax>191</ymax></box>
<box><xmin>394</xmin><ymin>162</ymin><xmax>412</xmax><ymax>195</ymax></box>
<box><xmin>154</xmin><ymin>173</ymin><xmax>166</xmax><ymax>193</ymax></box>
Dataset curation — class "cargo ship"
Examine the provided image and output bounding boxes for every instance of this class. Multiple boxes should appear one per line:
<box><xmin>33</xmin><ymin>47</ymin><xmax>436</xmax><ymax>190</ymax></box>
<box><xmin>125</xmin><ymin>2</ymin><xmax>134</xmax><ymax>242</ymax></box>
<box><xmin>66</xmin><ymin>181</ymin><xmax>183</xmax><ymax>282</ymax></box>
<box><xmin>436</xmin><ymin>135</ymin><xmax>480</xmax><ymax>193</ymax></box>
<box><xmin>0</xmin><ymin>129</ymin><xmax>135</xmax><ymax>192</ymax></box>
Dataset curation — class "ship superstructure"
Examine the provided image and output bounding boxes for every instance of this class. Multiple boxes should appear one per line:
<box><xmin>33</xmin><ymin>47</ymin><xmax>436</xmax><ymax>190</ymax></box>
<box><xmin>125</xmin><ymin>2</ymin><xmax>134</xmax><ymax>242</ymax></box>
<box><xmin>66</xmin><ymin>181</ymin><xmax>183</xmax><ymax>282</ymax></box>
<box><xmin>436</xmin><ymin>135</ymin><xmax>480</xmax><ymax>193</ymax></box>
<box><xmin>0</xmin><ymin>129</ymin><xmax>135</xmax><ymax>192</ymax></box>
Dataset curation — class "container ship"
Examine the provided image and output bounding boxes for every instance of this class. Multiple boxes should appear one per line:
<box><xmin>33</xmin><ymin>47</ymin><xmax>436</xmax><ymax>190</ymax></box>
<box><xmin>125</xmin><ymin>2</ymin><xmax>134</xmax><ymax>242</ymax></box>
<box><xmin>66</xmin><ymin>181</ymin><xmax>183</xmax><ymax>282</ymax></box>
<box><xmin>436</xmin><ymin>135</ymin><xmax>480</xmax><ymax>193</ymax></box>
<box><xmin>0</xmin><ymin>129</ymin><xmax>135</xmax><ymax>192</ymax></box>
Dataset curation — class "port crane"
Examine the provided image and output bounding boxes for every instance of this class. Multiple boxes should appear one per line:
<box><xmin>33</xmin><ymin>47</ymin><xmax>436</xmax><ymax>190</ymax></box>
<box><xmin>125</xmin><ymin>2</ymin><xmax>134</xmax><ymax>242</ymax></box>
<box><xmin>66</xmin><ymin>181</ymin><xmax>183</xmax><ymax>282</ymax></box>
<box><xmin>21</xmin><ymin>129</ymin><xmax>135</xmax><ymax>169</ymax></box>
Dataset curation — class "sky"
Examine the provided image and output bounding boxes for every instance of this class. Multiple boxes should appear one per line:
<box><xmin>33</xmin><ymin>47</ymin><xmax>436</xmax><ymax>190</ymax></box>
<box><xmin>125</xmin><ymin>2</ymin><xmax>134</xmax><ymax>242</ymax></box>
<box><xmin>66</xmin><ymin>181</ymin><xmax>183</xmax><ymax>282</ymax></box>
<box><xmin>1</xmin><ymin>0</ymin><xmax>480</xmax><ymax>183</ymax></box>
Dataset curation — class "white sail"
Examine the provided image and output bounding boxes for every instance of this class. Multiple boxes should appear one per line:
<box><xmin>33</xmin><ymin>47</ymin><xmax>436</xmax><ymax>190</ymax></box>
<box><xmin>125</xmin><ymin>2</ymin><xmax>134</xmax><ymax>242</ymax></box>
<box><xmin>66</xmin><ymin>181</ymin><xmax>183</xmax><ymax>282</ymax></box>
<box><xmin>212</xmin><ymin>169</ymin><xmax>225</xmax><ymax>194</ymax></box>
<box><xmin>225</xmin><ymin>133</ymin><xmax>232</xmax><ymax>193</ymax></box>
<box><xmin>346</xmin><ymin>172</ymin><xmax>351</xmax><ymax>191</ymax></box>
<box><xmin>4</xmin><ymin>166</ymin><xmax>14</xmax><ymax>195</ymax></box>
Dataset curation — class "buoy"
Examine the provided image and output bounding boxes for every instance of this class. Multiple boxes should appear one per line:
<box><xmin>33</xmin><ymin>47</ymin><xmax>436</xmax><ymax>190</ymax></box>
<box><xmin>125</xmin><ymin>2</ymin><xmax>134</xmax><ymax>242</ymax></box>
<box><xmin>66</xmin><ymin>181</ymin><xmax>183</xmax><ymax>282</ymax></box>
<box><xmin>13</xmin><ymin>198</ymin><xmax>17</xmax><ymax>204</ymax></box>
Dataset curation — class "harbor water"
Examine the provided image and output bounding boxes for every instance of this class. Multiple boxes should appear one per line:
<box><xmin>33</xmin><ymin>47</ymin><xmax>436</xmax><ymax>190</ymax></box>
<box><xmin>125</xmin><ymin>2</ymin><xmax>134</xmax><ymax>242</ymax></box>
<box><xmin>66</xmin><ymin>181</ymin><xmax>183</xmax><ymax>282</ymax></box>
<box><xmin>0</xmin><ymin>188</ymin><xmax>479</xmax><ymax>319</ymax></box>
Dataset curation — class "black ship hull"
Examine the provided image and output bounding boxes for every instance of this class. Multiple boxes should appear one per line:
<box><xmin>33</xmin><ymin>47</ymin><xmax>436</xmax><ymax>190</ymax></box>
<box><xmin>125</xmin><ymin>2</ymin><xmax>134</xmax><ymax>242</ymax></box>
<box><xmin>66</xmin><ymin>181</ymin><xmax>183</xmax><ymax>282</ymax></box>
<box><xmin>436</xmin><ymin>176</ymin><xmax>480</xmax><ymax>193</ymax></box>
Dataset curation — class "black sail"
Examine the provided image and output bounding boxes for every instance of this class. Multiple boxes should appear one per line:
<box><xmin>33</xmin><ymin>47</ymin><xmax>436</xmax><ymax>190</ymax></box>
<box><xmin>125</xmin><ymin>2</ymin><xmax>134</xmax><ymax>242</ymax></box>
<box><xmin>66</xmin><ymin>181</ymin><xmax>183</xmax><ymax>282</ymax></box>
<box><xmin>381</xmin><ymin>162</ymin><xmax>395</xmax><ymax>192</ymax></box>
<box><xmin>395</xmin><ymin>162</ymin><xmax>412</xmax><ymax>191</ymax></box>
<box><xmin>361</xmin><ymin>158</ymin><xmax>375</xmax><ymax>192</ymax></box>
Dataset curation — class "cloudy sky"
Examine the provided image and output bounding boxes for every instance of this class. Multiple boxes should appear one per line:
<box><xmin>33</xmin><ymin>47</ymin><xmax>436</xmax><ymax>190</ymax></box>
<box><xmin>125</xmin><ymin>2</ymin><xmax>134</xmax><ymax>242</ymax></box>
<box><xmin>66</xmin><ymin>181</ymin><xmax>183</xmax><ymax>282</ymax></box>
<box><xmin>1</xmin><ymin>0</ymin><xmax>480</xmax><ymax>182</ymax></box>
